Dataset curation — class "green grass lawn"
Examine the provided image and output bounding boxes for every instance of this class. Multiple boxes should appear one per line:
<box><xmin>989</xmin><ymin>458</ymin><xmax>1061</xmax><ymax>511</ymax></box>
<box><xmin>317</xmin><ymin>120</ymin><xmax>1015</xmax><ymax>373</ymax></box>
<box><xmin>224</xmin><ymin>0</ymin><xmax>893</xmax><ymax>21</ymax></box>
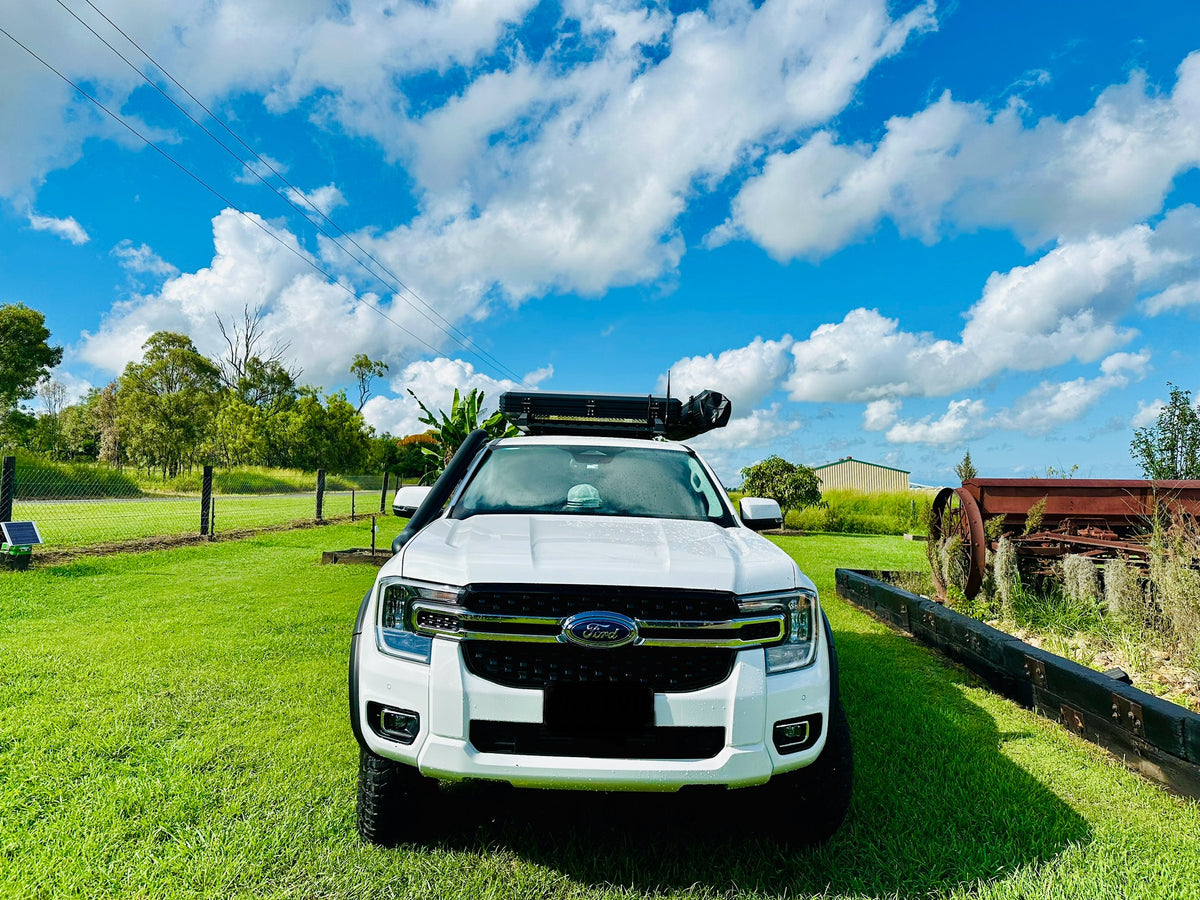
<box><xmin>2</xmin><ymin>526</ymin><xmax>1198</xmax><ymax>899</ymax></box>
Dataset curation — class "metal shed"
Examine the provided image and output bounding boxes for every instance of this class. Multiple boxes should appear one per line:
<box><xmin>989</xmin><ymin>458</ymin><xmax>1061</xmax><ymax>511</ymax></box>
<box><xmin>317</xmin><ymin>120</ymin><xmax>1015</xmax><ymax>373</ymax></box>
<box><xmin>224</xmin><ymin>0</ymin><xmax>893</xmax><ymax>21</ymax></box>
<box><xmin>812</xmin><ymin>457</ymin><xmax>910</xmax><ymax>493</ymax></box>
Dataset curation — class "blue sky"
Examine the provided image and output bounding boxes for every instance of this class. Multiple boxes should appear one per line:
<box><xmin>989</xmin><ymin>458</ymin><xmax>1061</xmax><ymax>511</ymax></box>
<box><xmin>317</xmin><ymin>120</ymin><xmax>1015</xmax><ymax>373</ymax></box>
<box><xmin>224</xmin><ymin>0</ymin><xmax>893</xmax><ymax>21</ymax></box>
<box><xmin>2</xmin><ymin>0</ymin><xmax>1200</xmax><ymax>485</ymax></box>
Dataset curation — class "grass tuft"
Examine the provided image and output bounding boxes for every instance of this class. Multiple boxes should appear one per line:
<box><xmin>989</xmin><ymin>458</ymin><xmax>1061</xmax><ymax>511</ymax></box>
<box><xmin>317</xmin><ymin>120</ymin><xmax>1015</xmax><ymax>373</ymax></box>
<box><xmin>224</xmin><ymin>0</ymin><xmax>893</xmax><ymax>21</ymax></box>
<box><xmin>1062</xmin><ymin>554</ymin><xmax>1101</xmax><ymax>607</ymax></box>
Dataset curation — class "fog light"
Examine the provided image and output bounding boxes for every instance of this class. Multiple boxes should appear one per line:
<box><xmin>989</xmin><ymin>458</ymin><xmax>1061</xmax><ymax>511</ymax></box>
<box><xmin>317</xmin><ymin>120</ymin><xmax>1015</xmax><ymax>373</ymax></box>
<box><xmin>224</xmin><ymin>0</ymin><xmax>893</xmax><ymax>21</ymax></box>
<box><xmin>368</xmin><ymin>702</ymin><xmax>420</xmax><ymax>744</ymax></box>
<box><xmin>773</xmin><ymin>713</ymin><xmax>822</xmax><ymax>754</ymax></box>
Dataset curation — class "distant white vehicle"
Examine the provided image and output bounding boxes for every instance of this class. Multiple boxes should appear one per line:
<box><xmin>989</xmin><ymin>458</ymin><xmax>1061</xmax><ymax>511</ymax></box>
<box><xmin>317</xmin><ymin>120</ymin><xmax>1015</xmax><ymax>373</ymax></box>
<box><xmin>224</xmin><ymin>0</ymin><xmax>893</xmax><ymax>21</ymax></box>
<box><xmin>351</xmin><ymin>390</ymin><xmax>851</xmax><ymax>847</ymax></box>
<box><xmin>391</xmin><ymin>485</ymin><xmax>433</xmax><ymax>518</ymax></box>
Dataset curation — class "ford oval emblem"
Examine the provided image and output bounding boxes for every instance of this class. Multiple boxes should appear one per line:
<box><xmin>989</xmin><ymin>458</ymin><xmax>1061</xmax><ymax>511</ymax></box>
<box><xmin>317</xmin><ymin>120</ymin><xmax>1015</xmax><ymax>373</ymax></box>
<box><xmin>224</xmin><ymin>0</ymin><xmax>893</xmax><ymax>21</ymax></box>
<box><xmin>561</xmin><ymin>611</ymin><xmax>638</xmax><ymax>649</ymax></box>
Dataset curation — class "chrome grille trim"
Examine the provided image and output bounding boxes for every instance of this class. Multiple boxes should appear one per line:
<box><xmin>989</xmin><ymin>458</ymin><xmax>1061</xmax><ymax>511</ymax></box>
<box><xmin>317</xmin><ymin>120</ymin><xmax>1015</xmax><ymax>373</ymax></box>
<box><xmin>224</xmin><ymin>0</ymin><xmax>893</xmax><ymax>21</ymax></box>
<box><xmin>409</xmin><ymin>600</ymin><xmax>785</xmax><ymax>648</ymax></box>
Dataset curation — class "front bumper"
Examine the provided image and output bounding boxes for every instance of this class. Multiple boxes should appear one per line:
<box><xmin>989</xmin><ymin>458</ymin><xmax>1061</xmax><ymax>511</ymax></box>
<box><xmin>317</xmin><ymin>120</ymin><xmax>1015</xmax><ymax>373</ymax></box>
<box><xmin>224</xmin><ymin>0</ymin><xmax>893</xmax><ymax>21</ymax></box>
<box><xmin>354</xmin><ymin>628</ymin><xmax>831</xmax><ymax>791</ymax></box>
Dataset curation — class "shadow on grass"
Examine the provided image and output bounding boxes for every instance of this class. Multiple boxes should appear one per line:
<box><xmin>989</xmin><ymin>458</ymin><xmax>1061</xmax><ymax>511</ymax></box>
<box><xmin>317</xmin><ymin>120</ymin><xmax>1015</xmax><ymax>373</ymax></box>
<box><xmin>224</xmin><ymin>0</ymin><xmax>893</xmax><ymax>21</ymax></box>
<box><xmin>421</xmin><ymin>625</ymin><xmax>1091</xmax><ymax>898</ymax></box>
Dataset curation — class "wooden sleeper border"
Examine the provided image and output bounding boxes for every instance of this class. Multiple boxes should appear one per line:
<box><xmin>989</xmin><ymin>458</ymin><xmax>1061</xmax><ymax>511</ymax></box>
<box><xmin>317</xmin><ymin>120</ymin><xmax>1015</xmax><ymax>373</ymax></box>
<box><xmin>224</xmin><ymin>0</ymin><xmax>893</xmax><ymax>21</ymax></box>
<box><xmin>835</xmin><ymin>568</ymin><xmax>1200</xmax><ymax>798</ymax></box>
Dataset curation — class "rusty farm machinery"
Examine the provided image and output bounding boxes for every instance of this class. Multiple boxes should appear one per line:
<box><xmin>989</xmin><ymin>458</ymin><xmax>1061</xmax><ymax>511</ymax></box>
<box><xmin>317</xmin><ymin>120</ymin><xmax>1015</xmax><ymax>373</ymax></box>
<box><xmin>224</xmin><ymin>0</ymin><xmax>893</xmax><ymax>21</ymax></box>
<box><xmin>929</xmin><ymin>479</ymin><xmax>1200</xmax><ymax>599</ymax></box>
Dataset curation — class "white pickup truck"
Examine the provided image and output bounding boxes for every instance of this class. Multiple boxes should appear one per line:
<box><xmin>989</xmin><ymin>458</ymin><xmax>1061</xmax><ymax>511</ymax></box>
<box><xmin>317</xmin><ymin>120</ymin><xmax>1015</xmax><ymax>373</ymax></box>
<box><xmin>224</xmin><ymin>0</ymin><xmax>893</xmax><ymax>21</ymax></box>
<box><xmin>349</xmin><ymin>390</ymin><xmax>851</xmax><ymax>845</ymax></box>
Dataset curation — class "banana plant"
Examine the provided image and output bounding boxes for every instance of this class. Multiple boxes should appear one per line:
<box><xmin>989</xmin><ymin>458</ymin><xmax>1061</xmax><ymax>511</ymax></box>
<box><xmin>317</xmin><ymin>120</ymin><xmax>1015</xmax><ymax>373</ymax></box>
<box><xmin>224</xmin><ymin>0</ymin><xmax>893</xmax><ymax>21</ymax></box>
<box><xmin>407</xmin><ymin>387</ymin><xmax>516</xmax><ymax>474</ymax></box>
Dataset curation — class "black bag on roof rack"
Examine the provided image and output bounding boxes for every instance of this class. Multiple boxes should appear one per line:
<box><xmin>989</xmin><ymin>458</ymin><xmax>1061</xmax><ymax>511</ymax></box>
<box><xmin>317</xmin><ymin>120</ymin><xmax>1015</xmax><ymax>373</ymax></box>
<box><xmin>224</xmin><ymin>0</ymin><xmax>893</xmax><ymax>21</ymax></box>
<box><xmin>499</xmin><ymin>389</ymin><xmax>731</xmax><ymax>440</ymax></box>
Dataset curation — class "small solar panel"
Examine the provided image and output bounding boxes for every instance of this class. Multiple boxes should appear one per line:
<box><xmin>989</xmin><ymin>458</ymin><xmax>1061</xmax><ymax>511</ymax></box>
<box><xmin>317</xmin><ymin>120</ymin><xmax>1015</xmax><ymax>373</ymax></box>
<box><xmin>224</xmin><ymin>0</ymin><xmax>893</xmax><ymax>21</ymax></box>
<box><xmin>1</xmin><ymin>521</ymin><xmax>42</xmax><ymax>546</ymax></box>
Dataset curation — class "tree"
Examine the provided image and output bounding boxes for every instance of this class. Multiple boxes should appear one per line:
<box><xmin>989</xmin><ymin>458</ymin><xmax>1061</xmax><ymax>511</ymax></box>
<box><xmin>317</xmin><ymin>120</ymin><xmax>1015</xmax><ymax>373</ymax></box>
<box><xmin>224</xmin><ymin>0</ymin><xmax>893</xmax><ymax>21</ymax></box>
<box><xmin>955</xmin><ymin>450</ymin><xmax>977</xmax><ymax>483</ymax></box>
<box><xmin>1131</xmin><ymin>384</ymin><xmax>1200</xmax><ymax>479</ymax></box>
<box><xmin>214</xmin><ymin>304</ymin><xmax>299</xmax><ymax>390</ymax></box>
<box><xmin>320</xmin><ymin>391</ymin><xmax>373</xmax><ymax>472</ymax></box>
<box><xmin>28</xmin><ymin>379</ymin><xmax>70</xmax><ymax>457</ymax></box>
<box><xmin>117</xmin><ymin>332</ymin><xmax>221</xmax><ymax>477</ymax></box>
<box><xmin>739</xmin><ymin>456</ymin><xmax>822</xmax><ymax>516</ymax></box>
<box><xmin>0</xmin><ymin>304</ymin><xmax>62</xmax><ymax>433</ymax></box>
<box><xmin>38</xmin><ymin>379</ymin><xmax>68</xmax><ymax>417</ymax></box>
<box><xmin>213</xmin><ymin>397</ymin><xmax>272</xmax><ymax>466</ymax></box>
<box><xmin>409</xmin><ymin>388</ymin><xmax>516</xmax><ymax>471</ymax></box>
<box><xmin>277</xmin><ymin>387</ymin><xmax>372</xmax><ymax>473</ymax></box>
<box><xmin>235</xmin><ymin>356</ymin><xmax>298</xmax><ymax>416</ymax></box>
<box><xmin>58</xmin><ymin>399</ymin><xmax>100</xmax><ymax>460</ymax></box>
<box><xmin>89</xmin><ymin>382</ymin><xmax>123</xmax><ymax>465</ymax></box>
<box><xmin>350</xmin><ymin>354</ymin><xmax>388</xmax><ymax>412</ymax></box>
<box><xmin>392</xmin><ymin>432</ymin><xmax>438</xmax><ymax>481</ymax></box>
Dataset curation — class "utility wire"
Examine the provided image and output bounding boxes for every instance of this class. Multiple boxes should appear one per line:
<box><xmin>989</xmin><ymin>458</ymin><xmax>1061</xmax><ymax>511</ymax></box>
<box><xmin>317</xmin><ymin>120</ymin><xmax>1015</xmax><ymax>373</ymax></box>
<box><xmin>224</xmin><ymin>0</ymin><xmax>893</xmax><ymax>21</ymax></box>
<box><xmin>9</xmin><ymin>1</ymin><xmax>524</xmax><ymax>384</ymax></box>
<box><xmin>71</xmin><ymin>0</ymin><xmax>521</xmax><ymax>383</ymax></box>
<box><xmin>0</xmin><ymin>21</ymin><xmax>451</xmax><ymax>364</ymax></box>
<box><xmin>60</xmin><ymin>0</ymin><xmax>524</xmax><ymax>384</ymax></box>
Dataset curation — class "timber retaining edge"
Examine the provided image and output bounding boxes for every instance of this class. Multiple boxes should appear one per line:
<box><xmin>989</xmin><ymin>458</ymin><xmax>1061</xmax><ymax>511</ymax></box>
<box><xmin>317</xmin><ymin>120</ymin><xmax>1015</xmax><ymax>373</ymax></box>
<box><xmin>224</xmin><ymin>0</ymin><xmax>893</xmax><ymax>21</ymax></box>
<box><xmin>835</xmin><ymin>568</ymin><xmax>1200</xmax><ymax>799</ymax></box>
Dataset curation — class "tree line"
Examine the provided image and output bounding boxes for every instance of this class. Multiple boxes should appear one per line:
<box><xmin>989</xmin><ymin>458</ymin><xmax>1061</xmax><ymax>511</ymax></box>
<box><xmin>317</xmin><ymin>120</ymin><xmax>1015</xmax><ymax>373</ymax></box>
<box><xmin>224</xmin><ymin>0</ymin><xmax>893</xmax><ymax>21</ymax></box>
<box><xmin>0</xmin><ymin>303</ymin><xmax>431</xmax><ymax>480</ymax></box>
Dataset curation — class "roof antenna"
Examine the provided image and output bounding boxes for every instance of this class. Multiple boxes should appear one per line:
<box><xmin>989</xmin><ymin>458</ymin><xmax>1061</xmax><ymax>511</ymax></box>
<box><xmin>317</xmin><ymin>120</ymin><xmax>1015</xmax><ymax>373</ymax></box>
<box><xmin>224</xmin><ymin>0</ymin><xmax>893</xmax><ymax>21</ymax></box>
<box><xmin>664</xmin><ymin>371</ymin><xmax>671</xmax><ymax>430</ymax></box>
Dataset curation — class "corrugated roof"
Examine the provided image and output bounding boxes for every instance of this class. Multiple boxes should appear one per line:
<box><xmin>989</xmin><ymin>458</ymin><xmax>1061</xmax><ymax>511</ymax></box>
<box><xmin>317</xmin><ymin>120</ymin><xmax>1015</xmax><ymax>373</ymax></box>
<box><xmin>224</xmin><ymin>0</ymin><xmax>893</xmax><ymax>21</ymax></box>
<box><xmin>811</xmin><ymin>456</ymin><xmax>910</xmax><ymax>475</ymax></box>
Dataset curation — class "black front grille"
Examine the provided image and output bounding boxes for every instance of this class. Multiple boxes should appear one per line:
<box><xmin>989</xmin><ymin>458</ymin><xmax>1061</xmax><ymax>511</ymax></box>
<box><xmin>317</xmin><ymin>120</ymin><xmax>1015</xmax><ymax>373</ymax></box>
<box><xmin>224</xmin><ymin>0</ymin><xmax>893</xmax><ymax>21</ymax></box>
<box><xmin>463</xmin><ymin>642</ymin><xmax>735</xmax><ymax>691</ymax></box>
<box><xmin>460</xmin><ymin>584</ymin><xmax>743</xmax><ymax>692</ymax></box>
<box><xmin>462</xmin><ymin>584</ymin><xmax>739</xmax><ymax>620</ymax></box>
<box><xmin>470</xmin><ymin>720</ymin><xmax>725</xmax><ymax>760</ymax></box>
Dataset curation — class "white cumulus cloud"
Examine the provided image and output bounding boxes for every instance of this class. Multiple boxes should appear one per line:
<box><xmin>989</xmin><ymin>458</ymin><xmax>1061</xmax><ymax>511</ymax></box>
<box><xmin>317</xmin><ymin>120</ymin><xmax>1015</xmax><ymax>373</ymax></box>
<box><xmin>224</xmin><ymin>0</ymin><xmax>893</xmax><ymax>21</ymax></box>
<box><xmin>659</xmin><ymin>336</ymin><xmax>795</xmax><ymax>417</ymax></box>
<box><xmin>361</xmin><ymin>357</ymin><xmax>552</xmax><ymax>436</ymax></box>
<box><xmin>881</xmin><ymin>350</ymin><xmax>1149</xmax><ymax>445</ymax></box>
<box><xmin>1131</xmin><ymin>398</ymin><xmax>1166</xmax><ymax>428</ymax></box>
<box><xmin>78</xmin><ymin>208</ymin><xmax>533</xmax><ymax>388</ymax></box>
<box><xmin>683</xmin><ymin>403</ymin><xmax>802</xmax><ymax>485</ymax></box>
<box><xmin>329</xmin><ymin>0</ymin><xmax>935</xmax><ymax>307</ymax></box>
<box><xmin>112</xmin><ymin>240</ymin><xmax>178</xmax><ymax>277</ymax></box>
<box><xmin>27</xmin><ymin>211</ymin><xmax>89</xmax><ymax>244</ymax></box>
<box><xmin>884</xmin><ymin>398</ymin><xmax>988</xmax><ymax>445</ymax></box>
<box><xmin>784</xmin><ymin>207</ymin><xmax>1200</xmax><ymax>403</ymax></box>
<box><xmin>721</xmin><ymin>51</ymin><xmax>1200</xmax><ymax>259</ymax></box>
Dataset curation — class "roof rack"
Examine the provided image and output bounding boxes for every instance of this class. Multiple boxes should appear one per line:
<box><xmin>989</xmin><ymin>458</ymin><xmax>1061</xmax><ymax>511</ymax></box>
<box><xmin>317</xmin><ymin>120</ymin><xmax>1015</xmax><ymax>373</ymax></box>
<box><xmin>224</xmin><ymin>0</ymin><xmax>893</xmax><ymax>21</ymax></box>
<box><xmin>498</xmin><ymin>389</ymin><xmax>732</xmax><ymax>440</ymax></box>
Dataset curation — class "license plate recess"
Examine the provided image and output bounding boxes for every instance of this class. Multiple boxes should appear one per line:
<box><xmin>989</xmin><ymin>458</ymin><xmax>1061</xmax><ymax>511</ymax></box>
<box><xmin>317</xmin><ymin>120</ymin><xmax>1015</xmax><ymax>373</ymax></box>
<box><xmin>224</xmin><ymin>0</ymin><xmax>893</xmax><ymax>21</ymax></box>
<box><xmin>544</xmin><ymin>683</ymin><xmax>654</xmax><ymax>734</ymax></box>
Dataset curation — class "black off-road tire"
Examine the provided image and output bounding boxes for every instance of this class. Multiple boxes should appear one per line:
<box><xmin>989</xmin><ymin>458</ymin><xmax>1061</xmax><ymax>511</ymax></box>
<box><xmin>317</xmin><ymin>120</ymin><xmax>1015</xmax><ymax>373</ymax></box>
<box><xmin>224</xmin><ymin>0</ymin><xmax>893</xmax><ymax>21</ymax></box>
<box><xmin>356</xmin><ymin>747</ymin><xmax>436</xmax><ymax>846</ymax></box>
<box><xmin>761</xmin><ymin>700</ymin><xmax>854</xmax><ymax>846</ymax></box>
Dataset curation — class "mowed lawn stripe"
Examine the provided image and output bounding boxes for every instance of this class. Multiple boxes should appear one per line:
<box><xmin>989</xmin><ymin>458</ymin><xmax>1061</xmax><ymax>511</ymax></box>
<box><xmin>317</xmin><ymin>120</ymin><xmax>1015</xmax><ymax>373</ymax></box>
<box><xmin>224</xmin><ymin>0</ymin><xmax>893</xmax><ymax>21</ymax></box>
<box><xmin>0</xmin><ymin>524</ymin><xmax>1197</xmax><ymax>899</ymax></box>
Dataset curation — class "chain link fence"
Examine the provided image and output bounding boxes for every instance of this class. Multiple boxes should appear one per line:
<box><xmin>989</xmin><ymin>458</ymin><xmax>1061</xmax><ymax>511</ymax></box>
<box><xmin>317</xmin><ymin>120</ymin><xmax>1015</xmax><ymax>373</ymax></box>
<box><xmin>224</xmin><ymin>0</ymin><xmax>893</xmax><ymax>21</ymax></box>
<box><xmin>1</xmin><ymin>453</ymin><xmax>398</xmax><ymax>551</ymax></box>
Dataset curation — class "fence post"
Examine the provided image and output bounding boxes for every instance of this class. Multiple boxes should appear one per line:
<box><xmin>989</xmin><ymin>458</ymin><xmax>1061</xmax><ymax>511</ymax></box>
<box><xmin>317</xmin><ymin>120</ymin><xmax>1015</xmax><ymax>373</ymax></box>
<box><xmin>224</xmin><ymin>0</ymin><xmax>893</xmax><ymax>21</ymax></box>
<box><xmin>316</xmin><ymin>469</ymin><xmax>326</xmax><ymax>522</ymax></box>
<box><xmin>379</xmin><ymin>471</ymin><xmax>389</xmax><ymax>514</ymax></box>
<box><xmin>0</xmin><ymin>456</ymin><xmax>14</xmax><ymax>522</ymax></box>
<box><xmin>200</xmin><ymin>465</ymin><xmax>213</xmax><ymax>536</ymax></box>
<box><xmin>351</xmin><ymin>490</ymin><xmax>356</xmax><ymax>522</ymax></box>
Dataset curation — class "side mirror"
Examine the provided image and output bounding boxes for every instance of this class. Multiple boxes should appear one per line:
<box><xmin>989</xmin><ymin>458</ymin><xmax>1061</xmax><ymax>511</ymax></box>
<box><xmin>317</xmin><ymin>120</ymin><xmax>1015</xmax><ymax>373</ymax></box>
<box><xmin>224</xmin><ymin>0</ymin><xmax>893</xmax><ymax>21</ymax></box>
<box><xmin>739</xmin><ymin>497</ymin><xmax>783</xmax><ymax>532</ymax></box>
<box><xmin>392</xmin><ymin>485</ymin><xmax>434</xmax><ymax>518</ymax></box>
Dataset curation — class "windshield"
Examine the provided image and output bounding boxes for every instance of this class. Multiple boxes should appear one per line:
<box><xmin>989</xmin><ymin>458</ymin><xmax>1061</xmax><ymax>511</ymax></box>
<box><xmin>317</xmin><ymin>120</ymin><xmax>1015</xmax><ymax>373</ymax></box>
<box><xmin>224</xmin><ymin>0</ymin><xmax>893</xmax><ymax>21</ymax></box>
<box><xmin>451</xmin><ymin>444</ymin><xmax>735</xmax><ymax>525</ymax></box>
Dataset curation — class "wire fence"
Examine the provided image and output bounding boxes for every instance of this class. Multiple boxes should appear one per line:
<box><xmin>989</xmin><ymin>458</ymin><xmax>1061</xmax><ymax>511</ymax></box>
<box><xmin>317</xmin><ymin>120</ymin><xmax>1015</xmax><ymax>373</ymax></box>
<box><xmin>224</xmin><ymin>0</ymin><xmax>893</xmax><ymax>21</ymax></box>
<box><xmin>1</xmin><ymin>454</ymin><xmax>399</xmax><ymax>551</ymax></box>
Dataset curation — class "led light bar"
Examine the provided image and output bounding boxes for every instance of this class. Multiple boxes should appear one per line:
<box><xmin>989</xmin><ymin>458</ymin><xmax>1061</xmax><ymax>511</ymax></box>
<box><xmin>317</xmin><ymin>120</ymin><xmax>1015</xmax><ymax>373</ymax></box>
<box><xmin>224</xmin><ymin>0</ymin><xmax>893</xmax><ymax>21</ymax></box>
<box><xmin>499</xmin><ymin>389</ymin><xmax>731</xmax><ymax>440</ymax></box>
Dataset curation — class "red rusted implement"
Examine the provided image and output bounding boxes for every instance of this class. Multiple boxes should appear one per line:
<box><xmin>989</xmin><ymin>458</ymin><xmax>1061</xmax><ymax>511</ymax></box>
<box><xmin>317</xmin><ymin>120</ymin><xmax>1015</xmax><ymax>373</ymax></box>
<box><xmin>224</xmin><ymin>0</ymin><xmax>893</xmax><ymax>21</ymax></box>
<box><xmin>930</xmin><ymin>479</ymin><xmax>1200</xmax><ymax>598</ymax></box>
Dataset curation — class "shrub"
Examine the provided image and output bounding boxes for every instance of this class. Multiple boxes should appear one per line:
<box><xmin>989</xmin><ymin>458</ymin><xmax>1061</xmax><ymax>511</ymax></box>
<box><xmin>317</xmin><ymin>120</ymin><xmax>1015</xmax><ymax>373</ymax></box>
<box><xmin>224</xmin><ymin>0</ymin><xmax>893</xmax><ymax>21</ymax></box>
<box><xmin>781</xmin><ymin>488</ymin><xmax>933</xmax><ymax>536</ymax></box>
<box><xmin>131</xmin><ymin>466</ymin><xmax>382</xmax><ymax>495</ymax></box>
<box><xmin>985</xmin><ymin>514</ymin><xmax>1006</xmax><ymax>542</ymax></box>
<box><xmin>5</xmin><ymin>450</ymin><xmax>142</xmax><ymax>500</ymax></box>
<box><xmin>1148</xmin><ymin>520</ymin><xmax>1200</xmax><ymax>659</ymax></box>
<box><xmin>1024</xmin><ymin>496</ymin><xmax>1048</xmax><ymax>535</ymax></box>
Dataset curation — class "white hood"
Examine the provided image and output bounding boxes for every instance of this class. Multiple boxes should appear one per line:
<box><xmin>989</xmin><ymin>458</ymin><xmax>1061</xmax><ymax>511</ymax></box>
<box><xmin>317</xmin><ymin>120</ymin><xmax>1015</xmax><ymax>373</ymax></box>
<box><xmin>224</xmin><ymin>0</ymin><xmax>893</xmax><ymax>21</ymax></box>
<box><xmin>393</xmin><ymin>514</ymin><xmax>803</xmax><ymax>596</ymax></box>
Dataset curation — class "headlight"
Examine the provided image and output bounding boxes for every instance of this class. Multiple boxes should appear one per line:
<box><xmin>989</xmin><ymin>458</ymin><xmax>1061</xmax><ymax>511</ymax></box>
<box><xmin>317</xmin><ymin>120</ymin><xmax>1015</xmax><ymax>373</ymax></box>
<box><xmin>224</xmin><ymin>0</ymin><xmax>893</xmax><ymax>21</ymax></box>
<box><xmin>741</xmin><ymin>588</ymin><xmax>819</xmax><ymax>674</ymax></box>
<box><xmin>375</xmin><ymin>577</ymin><xmax>462</xmax><ymax>663</ymax></box>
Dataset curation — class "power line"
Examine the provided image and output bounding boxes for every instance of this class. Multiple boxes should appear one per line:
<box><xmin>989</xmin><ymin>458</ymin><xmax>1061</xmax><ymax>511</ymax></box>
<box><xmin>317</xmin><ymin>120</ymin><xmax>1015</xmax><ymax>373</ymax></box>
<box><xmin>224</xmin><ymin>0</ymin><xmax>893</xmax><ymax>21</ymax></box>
<box><xmin>10</xmin><ymin>1</ymin><xmax>526</xmax><ymax>384</ymax></box>
<box><xmin>52</xmin><ymin>0</ymin><xmax>522</xmax><ymax>383</ymax></box>
<box><xmin>0</xmin><ymin>20</ymin><xmax>452</xmax><ymax>366</ymax></box>
<box><xmin>65</xmin><ymin>0</ymin><xmax>524</xmax><ymax>384</ymax></box>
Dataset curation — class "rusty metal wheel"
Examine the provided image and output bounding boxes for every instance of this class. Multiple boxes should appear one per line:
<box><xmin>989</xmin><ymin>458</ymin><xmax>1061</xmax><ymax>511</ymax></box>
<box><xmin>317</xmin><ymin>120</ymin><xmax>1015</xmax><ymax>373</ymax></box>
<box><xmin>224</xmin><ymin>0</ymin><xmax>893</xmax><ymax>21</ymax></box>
<box><xmin>930</xmin><ymin>487</ymin><xmax>986</xmax><ymax>599</ymax></box>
